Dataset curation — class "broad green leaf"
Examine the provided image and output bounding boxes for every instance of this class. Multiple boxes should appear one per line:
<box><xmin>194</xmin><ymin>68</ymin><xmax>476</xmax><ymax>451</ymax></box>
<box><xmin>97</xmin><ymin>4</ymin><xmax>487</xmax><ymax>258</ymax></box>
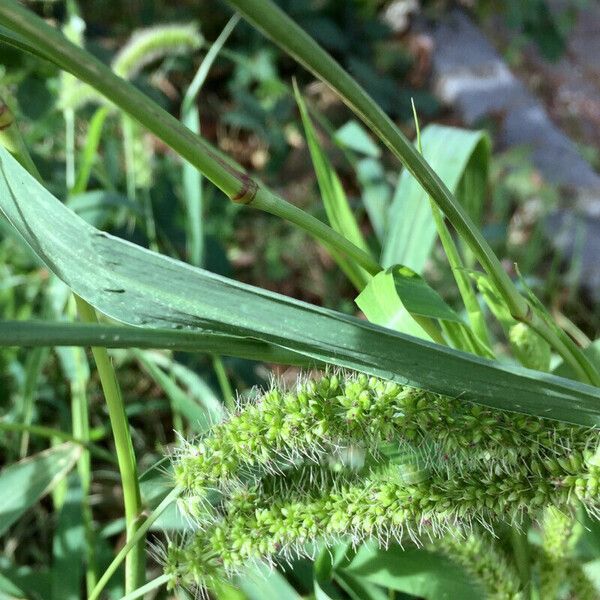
<box><xmin>51</xmin><ymin>474</ymin><xmax>84</xmax><ymax>600</ymax></box>
<box><xmin>0</xmin><ymin>572</ymin><xmax>25</xmax><ymax>600</ymax></box>
<box><xmin>356</xmin><ymin>157</ymin><xmax>391</xmax><ymax>243</ymax></box>
<box><xmin>294</xmin><ymin>82</ymin><xmax>371</xmax><ymax>290</ymax></box>
<box><xmin>334</xmin><ymin>571</ymin><xmax>388</xmax><ymax>600</ymax></box>
<box><xmin>342</xmin><ymin>544</ymin><xmax>483</xmax><ymax>600</ymax></box>
<box><xmin>0</xmin><ymin>443</ymin><xmax>81</xmax><ymax>535</ymax></box>
<box><xmin>382</xmin><ymin>125</ymin><xmax>490</xmax><ymax>273</ymax></box>
<box><xmin>356</xmin><ymin>265</ymin><xmax>462</xmax><ymax>340</ymax></box>
<box><xmin>1</xmin><ymin>148</ymin><xmax>600</xmax><ymax>426</ymax></box>
<box><xmin>236</xmin><ymin>563</ymin><xmax>301</xmax><ymax>600</ymax></box>
<box><xmin>334</xmin><ymin>120</ymin><xmax>380</xmax><ymax>158</ymax></box>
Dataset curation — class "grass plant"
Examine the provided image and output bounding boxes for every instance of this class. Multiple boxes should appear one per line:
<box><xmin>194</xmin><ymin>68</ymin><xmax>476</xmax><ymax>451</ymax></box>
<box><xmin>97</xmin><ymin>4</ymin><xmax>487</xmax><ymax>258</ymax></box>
<box><xmin>0</xmin><ymin>1</ymin><xmax>599</xmax><ymax>599</ymax></box>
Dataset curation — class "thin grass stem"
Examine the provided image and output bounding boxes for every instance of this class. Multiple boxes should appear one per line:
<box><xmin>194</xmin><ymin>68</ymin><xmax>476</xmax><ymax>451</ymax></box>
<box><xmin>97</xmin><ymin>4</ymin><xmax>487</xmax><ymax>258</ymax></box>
<box><xmin>89</xmin><ymin>487</ymin><xmax>182</xmax><ymax>600</ymax></box>
<box><xmin>212</xmin><ymin>355</ymin><xmax>235</xmax><ymax>411</ymax></box>
<box><xmin>0</xmin><ymin>421</ymin><xmax>116</xmax><ymax>463</ymax></box>
<box><xmin>75</xmin><ymin>297</ymin><xmax>145</xmax><ymax>593</ymax></box>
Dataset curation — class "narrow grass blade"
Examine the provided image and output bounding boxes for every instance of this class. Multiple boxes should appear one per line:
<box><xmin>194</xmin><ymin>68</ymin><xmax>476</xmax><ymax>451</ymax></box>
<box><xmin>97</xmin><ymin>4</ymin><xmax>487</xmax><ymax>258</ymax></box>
<box><xmin>356</xmin><ymin>265</ymin><xmax>460</xmax><ymax>343</ymax></box>
<box><xmin>0</xmin><ymin>443</ymin><xmax>81</xmax><ymax>536</ymax></box>
<box><xmin>382</xmin><ymin>125</ymin><xmax>490</xmax><ymax>272</ymax></box>
<box><xmin>294</xmin><ymin>81</ymin><xmax>371</xmax><ymax>290</ymax></box>
<box><xmin>1</xmin><ymin>149</ymin><xmax>600</xmax><ymax>425</ymax></box>
<box><xmin>71</xmin><ymin>106</ymin><xmax>109</xmax><ymax>195</ymax></box>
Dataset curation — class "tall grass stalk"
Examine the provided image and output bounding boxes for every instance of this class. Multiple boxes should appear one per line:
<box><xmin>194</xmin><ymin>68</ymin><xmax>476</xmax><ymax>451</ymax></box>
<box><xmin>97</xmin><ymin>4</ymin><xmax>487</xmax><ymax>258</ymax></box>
<box><xmin>75</xmin><ymin>297</ymin><xmax>145</xmax><ymax>593</ymax></box>
<box><xmin>88</xmin><ymin>486</ymin><xmax>182</xmax><ymax>600</ymax></box>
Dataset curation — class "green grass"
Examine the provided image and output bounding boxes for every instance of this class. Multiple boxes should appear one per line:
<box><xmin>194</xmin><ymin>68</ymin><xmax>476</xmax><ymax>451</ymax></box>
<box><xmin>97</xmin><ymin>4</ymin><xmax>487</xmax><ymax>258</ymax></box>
<box><xmin>0</xmin><ymin>1</ymin><xmax>599</xmax><ymax>599</ymax></box>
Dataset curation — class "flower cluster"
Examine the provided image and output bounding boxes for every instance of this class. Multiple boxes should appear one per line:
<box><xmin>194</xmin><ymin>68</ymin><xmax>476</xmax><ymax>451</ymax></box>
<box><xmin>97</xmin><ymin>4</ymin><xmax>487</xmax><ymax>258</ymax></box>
<box><xmin>436</xmin><ymin>531</ymin><xmax>523</xmax><ymax>600</ymax></box>
<box><xmin>173</xmin><ymin>373</ymin><xmax>590</xmax><ymax>498</ymax></box>
<box><xmin>165</xmin><ymin>372</ymin><xmax>600</xmax><ymax>594</ymax></box>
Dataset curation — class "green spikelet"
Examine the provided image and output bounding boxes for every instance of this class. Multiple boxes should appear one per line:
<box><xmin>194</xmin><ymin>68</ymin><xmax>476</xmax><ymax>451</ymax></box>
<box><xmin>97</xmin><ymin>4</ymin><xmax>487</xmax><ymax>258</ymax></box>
<box><xmin>437</xmin><ymin>531</ymin><xmax>524</xmax><ymax>600</ymax></box>
<box><xmin>166</xmin><ymin>372</ymin><xmax>600</xmax><ymax>593</ymax></box>
<box><xmin>112</xmin><ymin>24</ymin><xmax>202</xmax><ymax>79</ymax></box>
<box><xmin>173</xmin><ymin>372</ymin><xmax>590</xmax><ymax>497</ymax></box>
<box><xmin>167</xmin><ymin>452</ymin><xmax>600</xmax><ymax>589</ymax></box>
<box><xmin>60</xmin><ymin>23</ymin><xmax>202</xmax><ymax>111</ymax></box>
<box><xmin>509</xmin><ymin>323</ymin><xmax>551</xmax><ymax>372</ymax></box>
<box><xmin>538</xmin><ymin>506</ymin><xmax>574</xmax><ymax>598</ymax></box>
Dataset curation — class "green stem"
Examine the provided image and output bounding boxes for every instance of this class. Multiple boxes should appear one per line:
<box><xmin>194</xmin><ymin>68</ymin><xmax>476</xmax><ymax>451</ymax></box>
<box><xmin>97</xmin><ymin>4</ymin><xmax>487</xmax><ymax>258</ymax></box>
<box><xmin>75</xmin><ymin>296</ymin><xmax>144</xmax><ymax>593</ymax></box>
<box><xmin>0</xmin><ymin>1</ymin><xmax>378</xmax><ymax>278</ymax></box>
<box><xmin>89</xmin><ymin>486</ymin><xmax>182</xmax><ymax>600</ymax></box>
<box><xmin>252</xmin><ymin>186</ymin><xmax>380</xmax><ymax>275</ymax></box>
<box><xmin>119</xmin><ymin>574</ymin><xmax>170</xmax><ymax>600</ymax></box>
<box><xmin>69</xmin><ymin>349</ymin><xmax>98</xmax><ymax>594</ymax></box>
<box><xmin>0</xmin><ymin>420</ymin><xmax>116</xmax><ymax>463</ymax></box>
<box><xmin>212</xmin><ymin>355</ymin><xmax>235</xmax><ymax>411</ymax></box>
